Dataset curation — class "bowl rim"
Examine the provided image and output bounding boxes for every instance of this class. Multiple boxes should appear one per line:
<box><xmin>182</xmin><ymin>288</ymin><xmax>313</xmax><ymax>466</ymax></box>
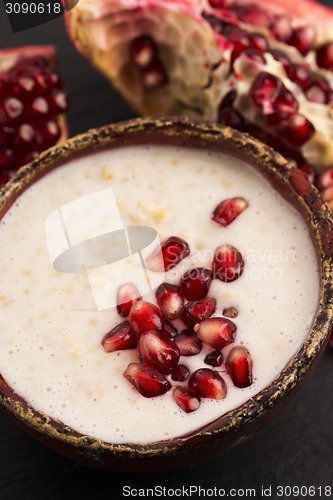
<box><xmin>0</xmin><ymin>116</ymin><xmax>332</xmax><ymax>461</ymax></box>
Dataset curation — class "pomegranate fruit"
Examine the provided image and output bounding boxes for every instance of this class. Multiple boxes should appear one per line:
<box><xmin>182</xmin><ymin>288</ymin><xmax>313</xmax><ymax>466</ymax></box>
<box><xmin>65</xmin><ymin>0</ymin><xmax>333</xmax><ymax>207</ymax></box>
<box><xmin>0</xmin><ymin>46</ymin><xmax>68</xmax><ymax>185</ymax></box>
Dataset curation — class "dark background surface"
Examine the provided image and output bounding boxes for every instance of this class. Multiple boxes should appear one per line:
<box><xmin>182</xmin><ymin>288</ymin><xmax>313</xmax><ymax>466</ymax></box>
<box><xmin>0</xmin><ymin>2</ymin><xmax>333</xmax><ymax>499</ymax></box>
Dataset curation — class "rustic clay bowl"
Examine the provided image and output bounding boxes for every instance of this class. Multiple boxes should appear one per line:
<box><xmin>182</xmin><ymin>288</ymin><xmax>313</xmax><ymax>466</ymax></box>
<box><xmin>0</xmin><ymin>117</ymin><xmax>332</xmax><ymax>472</ymax></box>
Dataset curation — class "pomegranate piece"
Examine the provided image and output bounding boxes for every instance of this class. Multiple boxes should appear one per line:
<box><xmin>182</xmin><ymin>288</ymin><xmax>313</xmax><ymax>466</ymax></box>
<box><xmin>173</xmin><ymin>386</ymin><xmax>200</xmax><ymax>413</ymax></box>
<box><xmin>180</xmin><ymin>267</ymin><xmax>212</xmax><ymax>301</ymax></box>
<box><xmin>65</xmin><ymin>0</ymin><xmax>333</xmax><ymax>196</ymax></box>
<box><xmin>223</xmin><ymin>306</ymin><xmax>238</xmax><ymax>318</ymax></box>
<box><xmin>188</xmin><ymin>368</ymin><xmax>227</xmax><ymax>399</ymax></box>
<box><xmin>124</xmin><ymin>363</ymin><xmax>171</xmax><ymax>398</ymax></box>
<box><xmin>139</xmin><ymin>331</ymin><xmax>180</xmax><ymax>374</ymax></box>
<box><xmin>212</xmin><ymin>196</ymin><xmax>249</xmax><ymax>227</ymax></box>
<box><xmin>129</xmin><ymin>300</ymin><xmax>164</xmax><ymax>338</ymax></box>
<box><xmin>0</xmin><ymin>46</ymin><xmax>68</xmax><ymax>184</ymax></box>
<box><xmin>194</xmin><ymin>317</ymin><xmax>237</xmax><ymax>350</ymax></box>
<box><xmin>212</xmin><ymin>244</ymin><xmax>245</xmax><ymax>282</ymax></box>
<box><xmin>171</xmin><ymin>364</ymin><xmax>190</xmax><ymax>382</ymax></box>
<box><xmin>225</xmin><ymin>345</ymin><xmax>253</xmax><ymax>388</ymax></box>
<box><xmin>116</xmin><ymin>282</ymin><xmax>141</xmax><ymax>318</ymax></box>
<box><xmin>174</xmin><ymin>329</ymin><xmax>202</xmax><ymax>356</ymax></box>
<box><xmin>204</xmin><ymin>350</ymin><xmax>224</xmax><ymax>367</ymax></box>
<box><xmin>101</xmin><ymin>321</ymin><xmax>137</xmax><ymax>353</ymax></box>
<box><xmin>182</xmin><ymin>298</ymin><xmax>216</xmax><ymax>328</ymax></box>
<box><xmin>316</xmin><ymin>42</ymin><xmax>333</xmax><ymax>70</ymax></box>
<box><xmin>146</xmin><ymin>236</ymin><xmax>190</xmax><ymax>272</ymax></box>
<box><xmin>156</xmin><ymin>283</ymin><xmax>184</xmax><ymax>321</ymax></box>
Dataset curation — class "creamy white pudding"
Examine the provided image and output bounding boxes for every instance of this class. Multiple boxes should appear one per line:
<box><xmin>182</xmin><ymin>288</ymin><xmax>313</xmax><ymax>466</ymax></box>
<box><xmin>0</xmin><ymin>145</ymin><xmax>319</xmax><ymax>444</ymax></box>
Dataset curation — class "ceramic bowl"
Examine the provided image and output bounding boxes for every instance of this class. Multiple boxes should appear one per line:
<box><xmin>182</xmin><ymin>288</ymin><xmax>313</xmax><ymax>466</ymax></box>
<box><xmin>0</xmin><ymin>117</ymin><xmax>332</xmax><ymax>472</ymax></box>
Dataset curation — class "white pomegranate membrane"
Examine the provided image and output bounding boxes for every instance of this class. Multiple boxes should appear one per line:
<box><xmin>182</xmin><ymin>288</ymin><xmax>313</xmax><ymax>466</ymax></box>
<box><xmin>0</xmin><ymin>145</ymin><xmax>319</xmax><ymax>443</ymax></box>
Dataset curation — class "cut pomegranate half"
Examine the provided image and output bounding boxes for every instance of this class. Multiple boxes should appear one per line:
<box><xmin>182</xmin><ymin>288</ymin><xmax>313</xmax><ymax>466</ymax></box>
<box><xmin>0</xmin><ymin>46</ymin><xmax>68</xmax><ymax>185</ymax></box>
<box><xmin>65</xmin><ymin>0</ymin><xmax>333</xmax><ymax>199</ymax></box>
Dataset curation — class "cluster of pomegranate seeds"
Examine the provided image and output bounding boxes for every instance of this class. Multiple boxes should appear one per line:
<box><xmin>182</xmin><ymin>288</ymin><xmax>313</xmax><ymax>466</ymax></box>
<box><xmin>0</xmin><ymin>51</ymin><xmax>69</xmax><ymax>185</ymax></box>
<box><xmin>318</xmin><ymin>167</ymin><xmax>333</xmax><ymax>207</ymax></box>
<box><xmin>101</xmin><ymin>199</ymin><xmax>254</xmax><ymax>411</ymax></box>
<box><xmin>130</xmin><ymin>35</ymin><xmax>168</xmax><ymax>90</ymax></box>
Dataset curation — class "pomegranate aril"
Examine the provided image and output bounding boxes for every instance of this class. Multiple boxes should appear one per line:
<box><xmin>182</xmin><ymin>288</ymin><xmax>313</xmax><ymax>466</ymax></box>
<box><xmin>116</xmin><ymin>282</ymin><xmax>141</xmax><ymax>318</ymax></box>
<box><xmin>27</xmin><ymin>97</ymin><xmax>49</xmax><ymax>122</ymax></box>
<box><xmin>124</xmin><ymin>362</ymin><xmax>171</xmax><ymax>398</ymax></box>
<box><xmin>323</xmin><ymin>186</ymin><xmax>333</xmax><ymax>203</ymax></box>
<box><xmin>174</xmin><ymin>329</ymin><xmax>202</xmax><ymax>356</ymax></box>
<box><xmin>249</xmin><ymin>33</ymin><xmax>268</xmax><ymax>53</ymax></box>
<box><xmin>223</xmin><ymin>306</ymin><xmax>238</xmax><ymax>318</ymax></box>
<box><xmin>130</xmin><ymin>35</ymin><xmax>157</xmax><ymax>68</ymax></box>
<box><xmin>171</xmin><ymin>364</ymin><xmax>190</xmax><ymax>382</ymax></box>
<box><xmin>14</xmin><ymin>123</ymin><xmax>35</xmax><ymax>151</ymax></box>
<box><xmin>32</xmin><ymin>70</ymin><xmax>50</xmax><ymax>95</ymax></box>
<box><xmin>212</xmin><ymin>196</ymin><xmax>248</xmax><ymax>227</ymax></box>
<box><xmin>35</xmin><ymin>120</ymin><xmax>61</xmax><ymax>150</ymax></box>
<box><xmin>180</xmin><ymin>267</ymin><xmax>212</xmax><ymax>301</ymax></box>
<box><xmin>182</xmin><ymin>298</ymin><xmax>216</xmax><ymax>328</ymax></box>
<box><xmin>48</xmin><ymin>90</ymin><xmax>70</xmax><ymax>114</ymax></box>
<box><xmin>218</xmin><ymin>107</ymin><xmax>247</xmax><ymax>130</ymax></box>
<box><xmin>156</xmin><ymin>283</ymin><xmax>184</xmax><ymax>321</ymax></box>
<box><xmin>204</xmin><ymin>350</ymin><xmax>223</xmax><ymax>367</ymax></box>
<box><xmin>239</xmin><ymin>49</ymin><xmax>265</xmax><ymax>65</ymax></box>
<box><xmin>250</xmin><ymin>72</ymin><xmax>281</xmax><ymax>115</ymax></box>
<box><xmin>0</xmin><ymin>75</ymin><xmax>10</xmax><ymax>97</ymax></box>
<box><xmin>141</xmin><ymin>59</ymin><xmax>168</xmax><ymax>90</ymax></box>
<box><xmin>173</xmin><ymin>386</ymin><xmax>200</xmax><ymax>413</ymax></box>
<box><xmin>194</xmin><ymin>317</ymin><xmax>237</xmax><ymax>350</ymax></box>
<box><xmin>318</xmin><ymin>167</ymin><xmax>333</xmax><ymax>189</ymax></box>
<box><xmin>208</xmin><ymin>0</ymin><xmax>232</xmax><ymax>8</ymax></box>
<box><xmin>101</xmin><ymin>321</ymin><xmax>137</xmax><ymax>353</ymax></box>
<box><xmin>225</xmin><ymin>345</ymin><xmax>253</xmax><ymax>388</ymax></box>
<box><xmin>146</xmin><ymin>236</ymin><xmax>190</xmax><ymax>272</ymax></box>
<box><xmin>212</xmin><ymin>244</ymin><xmax>244</xmax><ymax>282</ymax></box>
<box><xmin>231</xmin><ymin>3</ymin><xmax>272</xmax><ymax>26</ymax></box>
<box><xmin>188</xmin><ymin>368</ymin><xmax>227</xmax><ymax>399</ymax></box>
<box><xmin>129</xmin><ymin>300</ymin><xmax>164</xmax><ymax>338</ymax></box>
<box><xmin>273</xmin><ymin>88</ymin><xmax>298</xmax><ymax>121</ymax></box>
<box><xmin>282</xmin><ymin>113</ymin><xmax>315</xmax><ymax>147</ymax></box>
<box><xmin>304</xmin><ymin>77</ymin><xmax>332</xmax><ymax>105</ymax></box>
<box><xmin>271</xmin><ymin>15</ymin><xmax>292</xmax><ymax>42</ymax></box>
<box><xmin>139</xmin><ymin>331</ymin><xmax>180</xmax><ymax>374</ymax></box>
<box><xmin>0</xmin><ymin>97</ymin><xmax>24</xmax><ymax>124</ymax></box>
<box><xmin>316</xmin><ymin>42</ymin><xmax>333</xmax><ymax>71</ymax></box>
<box><xmin>286</xmin><ymin>25</ymin><xmax>316</xmax><ymax>56</ymax></box>
<box><xmin>286</xmin><ymin>64</ymin><xmax>309</xmax><ymax>90</ymax></box>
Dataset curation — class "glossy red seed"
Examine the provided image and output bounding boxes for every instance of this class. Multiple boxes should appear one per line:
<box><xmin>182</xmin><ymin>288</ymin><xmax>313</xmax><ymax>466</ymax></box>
<box><xmin>208</xmin><ymin>0</ymin><xmax>232</xmax><ymax>7</ymax></box>
<box><xmin>239</xmin><ymin>48</ymin><xmax>265</xmax><ymax>64</ymax></box>
<box><xmin>35</xmin><ymin>120</ymin><xmax>61</xmax><ymax>150</ymax></box>
<box><xmin>130</xmin><ymin>35</ymin><xmax>157</xmax><ymax>68</ymax></box>
<box><xmin>129</xmin><ymin>300</ymin><xmax>164</xmax><ymax>338</ymax></box>
<box><xmin>171</xmin><ymin>364</ymin><xmax>190</xmax><ymax>382</ymax></box>
<box><xmin>14</xmin><ymin>123</ymin><xmax>35</xmax><ymax>151</ymax></box>
<box><xmin>28</xmin><ymin>97</ymin><xmax>49</xmax><ymax>122</ymax></box>
<box><xmin>271</xmin><ymin>15</ymin><xmax>292</xmax><ymax>42</ymax></box>
<box><xmin>227</xmin><ymin>26</ymin><xmax>251</xmax><ymax>60</ymax></box>
<box><xmin>225</xmin><ymin>346</ymin><xmax>253</xmax><ymax>388</ymax></box>
<box><xmin>287</xmin><ymin>25</ymin><xmax>316</xmax><ymax>56</ymax></box>
<box><xmin>116</xmin><ymin>282</ymin><xmax>141</xmax><ymax>318</ymax></box>
<box><xmin>173</xmin><ymin>386</ymin><xmax>200</xmax><ymax>413</ymax></box>
<box><xmin>204</xmin><ymin>350</ymin><xmax>224</xmax><ymax>367</ymax></box>
<box><xmin>156</xmin><ymin>283</ymin><xmax>184</xmax><ymax>320</ymax></box>
<box><xmin>194</xmin><ymin>317</ymin><xmax>237</xmax><ymax>350</ymax></box>
<box><xmin>318</xmin><ymin>167</ymin><xmax>333</xmax><ymax>189</ymax></box>
<box><xmin>223</xmin><ymin>306</ymin><xmax>238</xmax><ymax>318</ymax></box>
<box><xmin>0</xmin><ymin>97</ymin><xmax>24</xmax><ymax>124</ymax></box>
<box><xmin>273</xmin><ymin>88</ymin><xmax>298</xmax><ymax>121</ymax></box>
<box><xmin>182</xmin><ymin>298</ymin><xmax>216</xmax><ymax>328</ymax></box>
<box><xmin>212</xmin><ymin>244</ymin><xmax>244</xmax><ymax>282</ymax></box>
<box><xmin>0</xmin><ymin>74</ymin><xmax>10</xmax><ymax>97</ymax></box>
<box><xmin>48</xmin><ymin>90</ymin><xmax>70</xmax><ymax>114</ymax></box>
<box><xmin>316</xmin><ymin>42</ymin><xmax>333</xmax><ymax>71</ymax></box>
<box><xmin>218</xmin><ymin>107</ymin><xmax>246</xmax><ymax>130</ymax></box>
<box><xmin>124</xmin><ymin>363</ymin><xmax>171</xmax><ymax>398</ymax></box>
<box><xmin>283</xmin><ymin>113</ymin><xmax>315</xmax><ymax>147</ymax></box>
<box><xmin>219</xmin><ymin>90</ymin><xmax>237</xmax><ymax>109</ymax></box>
<box><xmin>180</xmin><ymin>267</ymin><xmax>212</xmax><ymax>301</ymax></box>
<box><xmin>249</xmin><ymin>33</ymin><xmax>268</xmax><ymax>53</ymax></box>
<box><xmin>141</xmin><ymin>59</ymin><xmax>168</xmax><ymax>90</ymax></box>
<box><xmin>250</xmin><ymin>72</ymin><xmax>281</xmax><ymax>115</ymax></box>
<box><xmin>305</xmin><ymin>77</ymin><xmax>332</xmax><ymax>105</ymax></box>
<box><xmin>140</xmin><ymin>331</ymin><xmax>180</xmax><ymax>374</ymax></box>
<box><xmin>323</xmin><ymin>186</ymin><xmax>333</xmax><ymax>203</ymax></box>
<box><xmin>212</xmin><ymin>196</ymin><xmax>249</xmax><ymax>227</ymax></box>
<box><xmin>286</xmin><ymin>64</ymin><xmax>310</xmax><ymax>89</ymax></box>
<box><xmin>188</xmin><ymin>368</ymin><xmax>227</xmax><ymax>399</ymax></box>
<box><xmin>146</xmin><ymin>236</ymin><xmax>190</xmax><ymax>272</ymax></box>
<box><xmin>101</xmin><ymin>321</ymin><xmax>137</xmax><ymax>353</ymax></box>
<box><xmin>32</xmin><ymin>70</ymin><xmax>50</xmax><ymax>95</ymax></box>
<box><xmin>174</xmin><ymin>329</ymin><xmax>202</xmax><ymax>356</ymax></box>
